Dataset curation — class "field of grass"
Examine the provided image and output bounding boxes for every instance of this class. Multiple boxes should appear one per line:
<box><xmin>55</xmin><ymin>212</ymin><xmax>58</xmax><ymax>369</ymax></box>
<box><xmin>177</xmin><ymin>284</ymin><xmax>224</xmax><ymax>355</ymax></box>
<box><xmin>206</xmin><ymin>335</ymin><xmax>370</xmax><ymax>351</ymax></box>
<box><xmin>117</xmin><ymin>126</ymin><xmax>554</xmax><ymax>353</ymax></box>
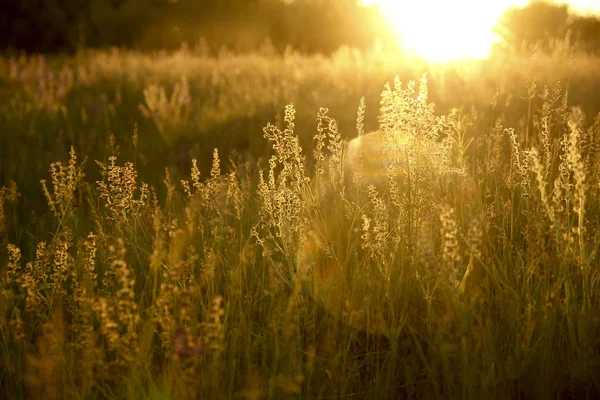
<box><xmin>1</xmin><ymin>47</ymin><xmax>599</xmax><ymax>399</ymax></box>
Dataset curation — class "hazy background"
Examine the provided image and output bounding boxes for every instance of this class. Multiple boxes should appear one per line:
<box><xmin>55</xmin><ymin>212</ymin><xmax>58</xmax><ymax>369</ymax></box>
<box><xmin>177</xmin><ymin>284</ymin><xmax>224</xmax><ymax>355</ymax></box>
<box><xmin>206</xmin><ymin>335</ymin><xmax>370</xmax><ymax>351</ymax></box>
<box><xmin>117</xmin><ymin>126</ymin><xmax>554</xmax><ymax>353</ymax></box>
<box><xmin>1</xmin><ymin>0</ymin><xmax>600</xmax><ymax>56</ymax></box>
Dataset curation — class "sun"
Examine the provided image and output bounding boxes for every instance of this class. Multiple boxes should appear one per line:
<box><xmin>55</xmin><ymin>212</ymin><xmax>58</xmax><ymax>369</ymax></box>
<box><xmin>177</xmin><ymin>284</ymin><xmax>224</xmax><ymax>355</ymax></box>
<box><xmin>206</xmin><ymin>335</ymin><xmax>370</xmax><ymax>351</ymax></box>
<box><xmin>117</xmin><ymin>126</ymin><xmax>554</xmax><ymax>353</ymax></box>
<box><xmin>363</xmin><ymin>0</ymin><xmax>529</xmax><ymax>62</ymax></box>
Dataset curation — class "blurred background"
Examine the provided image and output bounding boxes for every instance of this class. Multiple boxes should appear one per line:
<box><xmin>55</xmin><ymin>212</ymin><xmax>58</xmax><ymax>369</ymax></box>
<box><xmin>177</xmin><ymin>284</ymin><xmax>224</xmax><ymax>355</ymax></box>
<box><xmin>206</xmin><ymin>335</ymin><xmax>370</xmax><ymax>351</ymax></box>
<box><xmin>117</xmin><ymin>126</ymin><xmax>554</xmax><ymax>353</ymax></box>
<box><xmin>1</xmin><ymin>0</ymin><xmax>599</xmax><ymax>56</ymax></box>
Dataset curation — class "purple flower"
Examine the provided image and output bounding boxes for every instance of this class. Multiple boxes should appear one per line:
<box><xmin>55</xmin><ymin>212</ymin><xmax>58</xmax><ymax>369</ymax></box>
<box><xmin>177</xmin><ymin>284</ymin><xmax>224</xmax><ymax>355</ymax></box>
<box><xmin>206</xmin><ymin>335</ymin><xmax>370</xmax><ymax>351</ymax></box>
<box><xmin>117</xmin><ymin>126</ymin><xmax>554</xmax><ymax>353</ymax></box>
<box><xmin>193</xmin><ymin>343</ymin><xmax>205</xmax><ymax>356</ymax></box>
<box><xmin>174</xmin><ymin>328</ymin><xmax>188</xmax><ymax>359</ymax></box>
<box><xmin>173</xmin><ymin>328</ymin><xmax>204</xmax><ymax>359</ymax></box>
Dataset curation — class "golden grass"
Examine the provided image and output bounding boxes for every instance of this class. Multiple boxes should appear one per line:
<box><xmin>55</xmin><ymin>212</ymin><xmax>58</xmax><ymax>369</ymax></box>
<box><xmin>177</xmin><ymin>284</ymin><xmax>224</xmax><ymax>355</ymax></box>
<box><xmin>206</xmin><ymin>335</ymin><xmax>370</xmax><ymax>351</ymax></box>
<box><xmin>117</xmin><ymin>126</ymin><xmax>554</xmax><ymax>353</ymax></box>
<box><xmin>0</xmin><ymin>49</ymin><xmax>599</xmax><ymax>399</ymax></box>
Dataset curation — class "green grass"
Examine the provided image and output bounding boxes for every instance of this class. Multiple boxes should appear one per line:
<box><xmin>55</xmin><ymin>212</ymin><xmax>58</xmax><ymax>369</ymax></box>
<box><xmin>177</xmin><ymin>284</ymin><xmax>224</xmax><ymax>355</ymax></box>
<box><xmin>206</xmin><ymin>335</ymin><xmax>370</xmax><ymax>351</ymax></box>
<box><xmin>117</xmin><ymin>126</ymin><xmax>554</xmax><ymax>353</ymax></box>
<box><xmin>0</xmin><ymin>47</ymin><xmax>599</xmax><ymax>399</ymax></box>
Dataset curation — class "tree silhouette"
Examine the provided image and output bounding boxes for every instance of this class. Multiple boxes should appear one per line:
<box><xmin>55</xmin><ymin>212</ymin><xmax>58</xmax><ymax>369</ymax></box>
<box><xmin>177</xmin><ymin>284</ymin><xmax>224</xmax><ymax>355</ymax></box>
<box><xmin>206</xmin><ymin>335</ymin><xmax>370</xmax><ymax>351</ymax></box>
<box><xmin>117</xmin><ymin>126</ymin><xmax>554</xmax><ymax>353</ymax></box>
<box><xmin>2</xmin><ymin>0</ymin><xmax>599</xmax><ymax>55</ymax></box>
<box><xmin>494</xmin><ymin>1</ymin><xmax>600</xmax><ymax>55</ymax></box>
<box><xmin>571</xmin><ymin>15</ymin><xmax>600</xmax><ymax>54</ymax></box>
<box><xmin>494</xmin><ymin>1</ymin><xmax>570</xmax><ymax>54</ymax></box>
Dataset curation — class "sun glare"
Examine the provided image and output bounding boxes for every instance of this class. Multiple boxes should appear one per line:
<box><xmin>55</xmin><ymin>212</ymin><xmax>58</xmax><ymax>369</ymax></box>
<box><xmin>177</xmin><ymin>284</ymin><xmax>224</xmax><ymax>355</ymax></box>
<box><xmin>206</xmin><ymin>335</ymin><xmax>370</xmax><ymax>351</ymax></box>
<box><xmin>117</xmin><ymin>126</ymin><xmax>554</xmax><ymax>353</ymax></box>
<box><xmin>363</xmin><ymin>0</ymin><xmax>600</xmax><ymax>62</ymax></box>
<box><xmin>363</xmin><ymin>0</ymin><xmax>528</xmax><ymax>62</ymax></box>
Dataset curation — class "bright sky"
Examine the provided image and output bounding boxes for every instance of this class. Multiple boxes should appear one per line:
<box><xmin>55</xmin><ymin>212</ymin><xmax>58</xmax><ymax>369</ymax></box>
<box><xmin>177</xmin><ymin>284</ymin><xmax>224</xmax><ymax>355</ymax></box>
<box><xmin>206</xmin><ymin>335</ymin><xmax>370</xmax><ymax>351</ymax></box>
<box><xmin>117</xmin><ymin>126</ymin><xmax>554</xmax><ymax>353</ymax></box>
<box><xmin>361</xmin><ymin>0</ymin><xmax>600</xmax><ymax>62</ymax></box>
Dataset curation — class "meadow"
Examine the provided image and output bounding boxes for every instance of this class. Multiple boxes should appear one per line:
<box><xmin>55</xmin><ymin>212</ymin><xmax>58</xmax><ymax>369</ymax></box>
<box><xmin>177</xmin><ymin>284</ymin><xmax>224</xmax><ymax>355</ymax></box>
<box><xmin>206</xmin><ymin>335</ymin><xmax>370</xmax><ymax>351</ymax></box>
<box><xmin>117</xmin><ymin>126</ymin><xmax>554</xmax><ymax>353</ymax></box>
<box><xmin>1</xmin><ymin>45</ymin><xmax>599</xmax><ymax>399</ymax></box>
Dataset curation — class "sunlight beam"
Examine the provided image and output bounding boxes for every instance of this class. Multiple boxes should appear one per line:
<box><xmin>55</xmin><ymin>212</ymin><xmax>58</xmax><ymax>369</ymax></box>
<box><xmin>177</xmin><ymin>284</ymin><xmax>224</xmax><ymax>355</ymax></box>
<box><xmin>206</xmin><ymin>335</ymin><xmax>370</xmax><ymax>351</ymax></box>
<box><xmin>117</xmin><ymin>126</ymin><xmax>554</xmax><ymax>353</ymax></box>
<box><xmin>361</xmin><ymin>0</ymin><xmax>600</xmax><ymax>62</ymax></box>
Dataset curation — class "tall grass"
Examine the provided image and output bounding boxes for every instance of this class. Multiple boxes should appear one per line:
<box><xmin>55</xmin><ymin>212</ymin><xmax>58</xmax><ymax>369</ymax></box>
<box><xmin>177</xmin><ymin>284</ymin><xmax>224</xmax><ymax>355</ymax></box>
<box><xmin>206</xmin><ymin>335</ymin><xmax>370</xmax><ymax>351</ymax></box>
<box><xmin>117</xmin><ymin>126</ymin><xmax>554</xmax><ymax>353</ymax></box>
<box><xmin>0</xmin><ymin>49</ymin><xmax>599</xmax><ymax>399</ymax></box>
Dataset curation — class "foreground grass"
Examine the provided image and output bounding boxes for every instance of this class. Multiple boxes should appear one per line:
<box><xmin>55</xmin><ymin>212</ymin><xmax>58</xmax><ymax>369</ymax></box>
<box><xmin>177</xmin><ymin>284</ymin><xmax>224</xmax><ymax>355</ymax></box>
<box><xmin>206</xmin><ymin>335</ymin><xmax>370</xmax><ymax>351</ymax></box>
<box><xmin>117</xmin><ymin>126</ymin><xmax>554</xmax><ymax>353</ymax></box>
<box><xmin>1</xmin><ymin>49</ymin><xmax>599</xmax><ymax>399</ymax></box>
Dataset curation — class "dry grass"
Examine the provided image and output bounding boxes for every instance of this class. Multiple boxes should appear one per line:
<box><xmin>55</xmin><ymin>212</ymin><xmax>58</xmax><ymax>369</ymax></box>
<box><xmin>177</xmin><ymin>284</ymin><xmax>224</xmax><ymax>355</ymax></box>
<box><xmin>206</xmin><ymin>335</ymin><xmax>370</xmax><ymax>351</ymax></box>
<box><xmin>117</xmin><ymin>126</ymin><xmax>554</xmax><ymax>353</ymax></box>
<box><xmin>1</xmin><ymin>49</ymin><xmax>599</xmax><ymax>399</ymax></box>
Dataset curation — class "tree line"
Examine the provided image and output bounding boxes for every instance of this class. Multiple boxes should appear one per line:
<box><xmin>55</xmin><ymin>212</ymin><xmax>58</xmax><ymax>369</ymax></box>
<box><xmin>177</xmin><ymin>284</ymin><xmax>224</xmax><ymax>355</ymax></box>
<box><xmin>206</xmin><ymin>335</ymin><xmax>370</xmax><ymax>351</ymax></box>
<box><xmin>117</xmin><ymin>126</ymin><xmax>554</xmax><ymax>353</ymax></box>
<box><xmin>1</xmin><ymin>0</ymin><xmax>599</xmax><ymax>55</ymax></box>
<box><xmin>494</xmin><ymin>1</ymin><xmax>600</xmax><ymax>55</ymax></box>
